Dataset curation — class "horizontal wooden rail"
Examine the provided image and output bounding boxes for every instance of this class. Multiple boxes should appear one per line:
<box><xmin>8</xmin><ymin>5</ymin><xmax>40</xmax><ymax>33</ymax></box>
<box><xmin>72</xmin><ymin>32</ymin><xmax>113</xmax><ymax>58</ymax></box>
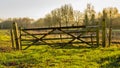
<box><xmin>22</xmin><ymin>26</ymin><xmax>86</xmax><ymax>31</ymax></box>
<box><xmin>21</xmin><ymin>30</ymin><xmax>96</xmax><ymax>36</ymax></box>
<box><xmin>21</xmin><ymin>35</ymin><xmax>96</xmax><ymax>41</ymax></box>
<box><xmin>111</xmin><ymin>42</ymin><xmax>120</xmax><ymax>44</ymax></box>
<box><xmin>21</xmin><ymin>25</ymin><xmax>99</xmax><ymax>31</ymax></box>
<box><xmin>22</xmin><ymin>41</ymin><xmax>97</xmax><ymax>46</ymax></box>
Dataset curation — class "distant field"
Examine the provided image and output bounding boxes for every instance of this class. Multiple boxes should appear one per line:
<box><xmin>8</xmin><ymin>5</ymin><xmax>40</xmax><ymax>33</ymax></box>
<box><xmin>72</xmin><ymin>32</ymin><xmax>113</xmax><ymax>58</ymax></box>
<box><xmin>0</xmin><ymin>30</ymin><xmax>11</xmax><ymax>46</ymax></box>
<box><xmin>0</xmin><ymin>30</ymin><xmax>120</xmax><ymax>68</ymax></box>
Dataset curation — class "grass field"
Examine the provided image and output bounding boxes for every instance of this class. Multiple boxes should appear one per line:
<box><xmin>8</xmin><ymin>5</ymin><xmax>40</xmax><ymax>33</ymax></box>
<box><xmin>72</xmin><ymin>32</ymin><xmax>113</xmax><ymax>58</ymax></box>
<box><xmin>0</xmin><ymin>30</ymin><xmax>120</xmax><ymax>68</ymax></box>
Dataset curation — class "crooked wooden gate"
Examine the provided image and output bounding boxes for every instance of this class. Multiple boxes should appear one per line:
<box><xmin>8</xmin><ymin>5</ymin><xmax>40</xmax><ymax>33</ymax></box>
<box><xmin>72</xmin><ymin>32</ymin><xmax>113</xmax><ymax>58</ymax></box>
<box><xmin>11</xmin><ymin>22</ymin><xmax>100</xmax><ymax>50</ymax></box>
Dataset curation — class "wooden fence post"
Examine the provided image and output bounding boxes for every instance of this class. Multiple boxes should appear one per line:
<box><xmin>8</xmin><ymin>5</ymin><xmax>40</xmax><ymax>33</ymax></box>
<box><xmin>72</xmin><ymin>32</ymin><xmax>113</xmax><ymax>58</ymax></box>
<box><xmin>96</xmin><ymin>22</ymin><xmax>99</xmax><ymax>47</ymax></box>
<box><xmin>85</xmin><ymin>13</ymin><xmax>88</xmax><ymax>26</ymax></box>
<box><xmin>10</xmin><ymin>29</ymin><xmax>15</xmax><ymax>49</ymax></box>
<box><xmin>108</xmin><ymin>11</ymin><xmax>112</xmax><ymax>47</ymax></box>
<box><xmin>12</xmin><ymin>22</ymin><xmax>20</xmax><ymax>50</ymax></box>
<box><xmin>108</xmin><ymin>27</ymin><xmax>112</xmax><ymax>47</ymax></box>
<box><xmin>19</xmin><ymin>27</ymin><xmax>22</xmax><ymax>50</ymax></box>
<box><xmin>91</xmin><ymin>34</ymin><xmax>93</xmax><ymax>45</ymax></box>
<box><xmin>102</xmin><ymin>18</ymin><xmax>106</xmax><ymax>47</ymax></box>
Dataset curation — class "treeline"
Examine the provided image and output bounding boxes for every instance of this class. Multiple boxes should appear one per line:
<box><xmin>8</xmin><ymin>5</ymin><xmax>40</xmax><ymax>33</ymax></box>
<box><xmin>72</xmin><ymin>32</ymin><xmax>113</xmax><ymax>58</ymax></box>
<box><xmin>0</xmin><ymin>4</ymin><xmax>120</xmax><ymax>29</ymax></box>
<box><xmin>0</xmin><ymin>18</ymin><xmax>34</xmax><ymax>29</ymax></box>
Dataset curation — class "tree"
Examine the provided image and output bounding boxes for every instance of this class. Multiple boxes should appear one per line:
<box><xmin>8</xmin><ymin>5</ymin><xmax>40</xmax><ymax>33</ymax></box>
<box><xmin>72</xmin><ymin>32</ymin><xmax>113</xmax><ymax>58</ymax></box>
<box><xmin>42</xmin><ymin>4</ymin><xmax>74</xmax><ymax>27</ymax></box>
<box><xmin>102</xmin><ymin>7</ymin><xmax>119</xmax><ymax>27</ymax></box>
<box><xmin>0</xmin><ymin>20</ymin><xmax>12</xmax><ymax>29</ymax></box>
<box><xmin>73</xmin><ymin>10</ymin><xmax>83</xmax><ymax>26</ymax></box>
<box><xmin>84</xmin><ymin>4</ymin><xmax>96</xmax><ymax>25</ymax></box>
<box><xmin>61</xmin><ymin>4</ymin><xmax>74</xmax><ymax>26</ymax></box>
<box><xmin>0</xmin><ymin>18</ymin><xmax>34</xmax><ymax>29</ymax></box>
<box><xmin>32</xmin><ymin>18</ymin><xmax>44</xmax><ymax>27</ymax></box>
<box><xmin>44</xmin><ymin>14</ymin><xmax>52</xmax><ymax>27</ymax></box>
<box><xmin>51</xmin><ymin>8</ymin><xmax>62</xmax><ymax>27</ymax></box>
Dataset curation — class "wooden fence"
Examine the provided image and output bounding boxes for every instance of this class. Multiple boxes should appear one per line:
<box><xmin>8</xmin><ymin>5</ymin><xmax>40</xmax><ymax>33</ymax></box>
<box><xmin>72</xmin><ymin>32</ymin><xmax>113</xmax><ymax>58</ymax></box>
<box><xmin>109</xmin><ymin>28</ymin><xmax>120</xmax><ymax>45</ymax></box>
<box><xmin>11</xmin><ymin>22</ymin><xmax>101</xmax><ymax>50</ymax></box>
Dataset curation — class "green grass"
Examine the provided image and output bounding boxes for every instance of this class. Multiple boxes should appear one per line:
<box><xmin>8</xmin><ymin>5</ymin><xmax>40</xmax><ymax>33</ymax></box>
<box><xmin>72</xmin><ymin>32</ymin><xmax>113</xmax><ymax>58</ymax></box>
<box><xmin>1</xmin><ymin>30</ymin><xmax>120</xmax><ymax>68</ymax></box>
<box><xmin>0</xmin><ymin>30</ymin><xmax>11</xmax><ymax>46</ymax></box>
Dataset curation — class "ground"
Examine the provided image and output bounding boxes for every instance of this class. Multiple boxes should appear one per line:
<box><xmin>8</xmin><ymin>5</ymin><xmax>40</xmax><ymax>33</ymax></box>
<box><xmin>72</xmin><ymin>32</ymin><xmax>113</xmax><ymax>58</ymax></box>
<box><xmin>0</xmin><ymin>30</ymin><xmax>120</xmax><ymax>68</ymax></box>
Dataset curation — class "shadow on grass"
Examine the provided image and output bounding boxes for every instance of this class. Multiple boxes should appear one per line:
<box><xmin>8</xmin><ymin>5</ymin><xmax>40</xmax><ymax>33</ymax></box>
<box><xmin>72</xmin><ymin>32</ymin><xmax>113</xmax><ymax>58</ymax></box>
<box><xmin>97</xmin><ymin>55</ymin><xmax>120</xmax><ymax>68</ymax></box>
<box><xmin>28</xmin><ymin>44</ymin><xmax>98</xmax><ymax>54</ymax></box>
<box><xmin>29</xmin><ymin>43</ymin><xmax>98</xmax><ymax>51</ymax></box>
<box><xmin>0</xmin><ymin>46</ymin><xmax>13</xmax><ymax>52</ymax></box>
<box><xmin>49</xmin><ymin>43</ymin><xmax>98</xmax><ymax>49</ymax></box>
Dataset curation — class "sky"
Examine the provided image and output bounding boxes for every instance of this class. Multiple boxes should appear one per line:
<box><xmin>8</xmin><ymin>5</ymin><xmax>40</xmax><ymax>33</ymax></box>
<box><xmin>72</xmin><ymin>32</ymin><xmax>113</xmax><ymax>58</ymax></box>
<box><xmin>0</xmin><ymin>0</ymin><xmax>120</xmax><ymax>20</ymax></box>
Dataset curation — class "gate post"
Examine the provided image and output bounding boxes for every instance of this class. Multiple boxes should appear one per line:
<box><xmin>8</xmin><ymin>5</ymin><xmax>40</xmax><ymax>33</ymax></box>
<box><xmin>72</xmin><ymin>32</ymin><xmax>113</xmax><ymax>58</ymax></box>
<box><xmin>108</xmin><ymin>27</ymin><xmax>112</xmax><ymax>47</ymax></box>
<box><xmin>102</xmin><ymin>10</ymin><xmax>107</xmax><ymax>47</ymax></box>
<box><xmin>108</xmin><ymin>10</ymin><xmax>112</xmax><ymax>47</ymax></box>
<box><xmin>10</xmin><ymin>29</ymin><xmax>15</xmax><ymax>49</ymax></box>
<box><xmin>12</xmin><ymin>22</ymin><xmax>20</xmax><ymax>50</ymax></box>
<box><xmin>19</xmin><ymin>27</ymin><xmax>22</xmax><ymax>50</ymax></box>
<box><xmin>96</xmin><ymin>22</ymin><xmax>99</xmax><ymax>47</ymax></box>
<box><xmin>85</xmin><ymin>13</ymin><xmax>88</xmax><ymax>26</ymax></box>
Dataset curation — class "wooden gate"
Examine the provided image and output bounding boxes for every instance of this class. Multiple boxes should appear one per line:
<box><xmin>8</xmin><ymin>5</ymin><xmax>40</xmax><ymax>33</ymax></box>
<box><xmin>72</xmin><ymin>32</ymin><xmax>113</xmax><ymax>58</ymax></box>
<box><xmin>11</xmin><ymin>22</ymin><xmax>100</xmax><ymax>50</ymax></box>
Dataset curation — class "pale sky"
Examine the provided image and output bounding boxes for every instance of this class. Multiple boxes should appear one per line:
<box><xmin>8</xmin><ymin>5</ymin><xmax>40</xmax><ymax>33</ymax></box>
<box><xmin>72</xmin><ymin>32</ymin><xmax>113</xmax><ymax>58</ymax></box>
<box><xmin>0</xmin><ymin>0</ymin><xmax>120</xmax><ymax>20</ymax></box>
